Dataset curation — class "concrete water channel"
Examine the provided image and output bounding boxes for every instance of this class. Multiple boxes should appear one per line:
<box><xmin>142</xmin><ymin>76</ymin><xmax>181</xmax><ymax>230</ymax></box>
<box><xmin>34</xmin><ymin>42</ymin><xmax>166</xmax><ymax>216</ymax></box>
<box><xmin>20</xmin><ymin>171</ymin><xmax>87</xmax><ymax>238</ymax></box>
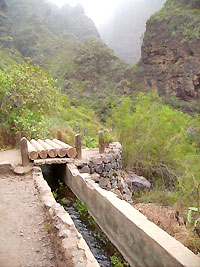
<box><xmin>41</xmin><ymin>164</ymin><xmax>128</xmax><ymax>266</ymax></box>
<box><xmin>34</xmin><ymin>162</ymin><xmax>200</xmax><ymax>267</ymax></box>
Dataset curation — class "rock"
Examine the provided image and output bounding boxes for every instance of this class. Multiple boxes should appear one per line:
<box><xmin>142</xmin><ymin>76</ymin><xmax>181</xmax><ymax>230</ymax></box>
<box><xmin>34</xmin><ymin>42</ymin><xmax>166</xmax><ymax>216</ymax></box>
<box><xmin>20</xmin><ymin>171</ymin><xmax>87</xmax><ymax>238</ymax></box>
<box><xmin>123</xmin><ymin>193</ymin><xmax>133</xmax><ymax>203</ymax></box>
<box><xmin>109</xmin><ymin>142</ymin><xmax>122</xmax><ymax>150</ymax></box>
<box><xmin>111</xmin><ymin>188</ymin><xmax>123</xmax><ymax>199</ymax></box>
<box><xmin>111</xmin><ymin>179</ymin><xmax>118</xmax><ymax>189</ymax></box>
<box><xmin>90</xmin><ymin>167</ymin><xmax>95</xmax><ymax>174</ymax></box>
<box><xmin>32</xmin><ymin>166</ymin><xmax>41</xmax><ymax>172</ymax></box>
<box><xmin>0</xmin><ymin>162</ymin><xmax>12</xmax><ymax>174</ymax></box>
<box><xmin>104</xmin><ymin>163</ymin><xmax>112</xmax><ymax>172</ymax></box>
<box><xmin>14</xmin><ymin>165</ymin><xmax>33</xmax><ymax>175</ymax></box>
<box><xmin>102</xmin><ymin>154</ymin><xmax>112</xmax><ymax>164</ymax></box>
<box><xmin>80</xmin><ymin>166</ymin><xmax>90</xmax><ymax>174</ymax></box>
<box><xmin>96</xmin><ymin>164</ymin><xmax>104</xmax><ymax>174</ymax></box>
<box><xmin>111</xmin><ymin>162</ymin><xmax>117</xmax><ymax>170</ymax></box>
<box><xmin>76</xmin><ymin>162</ymin><xmax>88</xmax><ymax>169</ymax></box>
<box><xmin>91</xmin><ymin>173</ymin><xmax>100</xmax><ymax>182</ymax></box>
<box><xmin>59</xmin><ymin>230</ymin><xmax>69</xmax><ymax>238</ymax></box>
<box><xmin>90</xmin><ymin>156</ymin><xmax>103</xmax><ymax>167</ymax></box>
<box><xmin>126</xmin><ymin>172</ymin><xmax>151</xmax><ymax>189</ymax></box>
<box><xmin>99</xmin><ymin>178</ymin><xmax>110</xmax><ymax>187</ymax></box>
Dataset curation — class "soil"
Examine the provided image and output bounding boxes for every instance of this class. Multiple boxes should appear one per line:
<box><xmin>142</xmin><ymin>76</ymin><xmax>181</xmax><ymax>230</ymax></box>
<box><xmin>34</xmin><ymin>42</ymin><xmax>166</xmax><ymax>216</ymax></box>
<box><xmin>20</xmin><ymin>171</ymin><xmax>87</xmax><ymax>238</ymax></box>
<box><xmin>135</xmin><ymin>203</ymin><xmax>200</xmax><ymax>254</ymax></box>
<box><xmin>0</xmin><ymin>149</ymin><xmax>21</xmax><ymax>167</ymax></box>
<box><xmin>0</xmin><ymin>173</ymin><xmax>56</xmax><ymax>267</ymax></box>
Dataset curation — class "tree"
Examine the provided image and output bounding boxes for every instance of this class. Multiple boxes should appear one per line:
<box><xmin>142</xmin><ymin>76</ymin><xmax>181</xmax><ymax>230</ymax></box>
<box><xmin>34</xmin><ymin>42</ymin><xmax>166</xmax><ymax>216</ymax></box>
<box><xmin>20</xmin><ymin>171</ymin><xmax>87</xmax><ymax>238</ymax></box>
<box><xmin>0</xmin><ymin>61</ymin><xmax>60</xmax><ymax>138</ymax></box>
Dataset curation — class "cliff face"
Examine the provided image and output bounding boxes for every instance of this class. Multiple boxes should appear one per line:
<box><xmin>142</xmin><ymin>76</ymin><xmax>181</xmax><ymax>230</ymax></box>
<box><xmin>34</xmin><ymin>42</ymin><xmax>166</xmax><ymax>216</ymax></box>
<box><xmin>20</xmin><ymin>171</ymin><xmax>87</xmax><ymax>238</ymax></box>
<box><xmin>98</xmin><ymin>0</ymin><xmax>166</xmax><ymax>64</ymax></box>
<box><xmin>141</xmin><ymin>0</ymin><xmax>200</xmax><ymax>101</ymax></box>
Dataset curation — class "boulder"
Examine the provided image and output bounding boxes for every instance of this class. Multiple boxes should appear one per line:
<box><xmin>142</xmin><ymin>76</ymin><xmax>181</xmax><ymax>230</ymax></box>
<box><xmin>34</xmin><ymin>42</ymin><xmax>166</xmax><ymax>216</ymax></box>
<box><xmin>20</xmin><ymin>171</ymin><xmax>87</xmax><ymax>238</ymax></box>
<box><xmin>125</xmin><ymin>172</ymin><xmax>151</xmax><ymax>190</ymax></box>
<box><xmin>99</xmin><ymin>178</ymin><xmax>110</xmax><ymax>187</ymax></box>
<box><xmin>96</xmin><ymin>164</ymin><xmax>104</xmax><ymax>174</ymax></box>
<box><xmin>80</xmin><ymin>166</ymin><xmax>90</xmax><ymax>174</ymax></box>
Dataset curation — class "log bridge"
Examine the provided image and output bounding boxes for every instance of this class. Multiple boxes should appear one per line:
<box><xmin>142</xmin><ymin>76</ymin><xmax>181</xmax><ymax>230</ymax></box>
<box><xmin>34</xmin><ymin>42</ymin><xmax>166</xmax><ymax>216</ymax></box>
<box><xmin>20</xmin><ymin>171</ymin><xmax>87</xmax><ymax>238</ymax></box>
<box><xmin>20</xmin><ymin>133</ymin><xmax>82</xmax><ymax>167</ymax></box>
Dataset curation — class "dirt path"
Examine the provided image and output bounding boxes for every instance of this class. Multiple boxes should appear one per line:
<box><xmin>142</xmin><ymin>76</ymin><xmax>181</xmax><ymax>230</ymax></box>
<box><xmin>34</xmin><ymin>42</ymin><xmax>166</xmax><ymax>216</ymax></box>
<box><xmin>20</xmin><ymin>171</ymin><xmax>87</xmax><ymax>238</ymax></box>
<box><xmin>0</xmin><ymin>173</ymin><xmax>56</xmax><ymax>267</ymax></box>
<box><xmin>0</xmin><ymin>149</ymin><xmax>21</xmax><ymax>167</ymax></box>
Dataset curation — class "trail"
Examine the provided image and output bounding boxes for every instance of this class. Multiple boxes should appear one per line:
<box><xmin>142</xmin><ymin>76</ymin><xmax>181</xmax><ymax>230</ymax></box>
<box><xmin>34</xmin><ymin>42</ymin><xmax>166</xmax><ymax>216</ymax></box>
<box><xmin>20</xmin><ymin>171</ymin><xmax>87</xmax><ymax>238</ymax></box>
<box><xmin>0</xmin><ymin>172</ymin><xmax>56</xmax><ymax>267</ymax></box>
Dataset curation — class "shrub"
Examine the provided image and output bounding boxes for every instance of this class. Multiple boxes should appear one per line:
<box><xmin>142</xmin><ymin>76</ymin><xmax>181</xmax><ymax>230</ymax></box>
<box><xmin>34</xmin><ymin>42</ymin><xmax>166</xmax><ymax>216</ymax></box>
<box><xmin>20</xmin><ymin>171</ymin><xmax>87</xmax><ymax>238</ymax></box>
<box><xmin>108</xmin><ymin>93</ymin><xmax>200</xmax><ymax>199</ymax></box>
<box><xmin>0</xmin><ymin>61</ymin><xmax>61</xmax><ymax>141</ymax></box>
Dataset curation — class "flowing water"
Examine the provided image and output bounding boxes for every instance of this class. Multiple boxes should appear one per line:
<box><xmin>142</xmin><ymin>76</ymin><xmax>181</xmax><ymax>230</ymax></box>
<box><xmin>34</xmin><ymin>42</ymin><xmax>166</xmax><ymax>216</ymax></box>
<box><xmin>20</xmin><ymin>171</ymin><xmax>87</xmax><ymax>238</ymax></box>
<box><xmin>41</xmin><ymin>165</ymin><xmax>129</xmax><ymax>267</ymax></box>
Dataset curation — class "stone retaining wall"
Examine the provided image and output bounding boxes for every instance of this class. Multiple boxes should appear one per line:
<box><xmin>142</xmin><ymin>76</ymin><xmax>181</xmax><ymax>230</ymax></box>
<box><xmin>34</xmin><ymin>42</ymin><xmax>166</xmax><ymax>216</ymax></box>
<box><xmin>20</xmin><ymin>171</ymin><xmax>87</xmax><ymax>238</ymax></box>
<box><xmin>32</xmin><ymin>167</ymin><xmax>99</xmax><ymax>267</ymax></box>
<box><xmin>64</xmin><ymin>163</ymin><xmax>200</xmax><ymax>267</ymax></box>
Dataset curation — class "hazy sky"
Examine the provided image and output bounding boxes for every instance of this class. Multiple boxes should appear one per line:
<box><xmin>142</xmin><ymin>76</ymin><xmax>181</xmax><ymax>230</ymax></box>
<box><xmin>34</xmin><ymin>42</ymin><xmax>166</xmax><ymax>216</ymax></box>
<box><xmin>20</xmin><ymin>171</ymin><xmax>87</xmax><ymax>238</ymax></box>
<box><xmin>50</xmin><ymin>0</ymin><xmax>122</xmax><ymax>26</ymax></box>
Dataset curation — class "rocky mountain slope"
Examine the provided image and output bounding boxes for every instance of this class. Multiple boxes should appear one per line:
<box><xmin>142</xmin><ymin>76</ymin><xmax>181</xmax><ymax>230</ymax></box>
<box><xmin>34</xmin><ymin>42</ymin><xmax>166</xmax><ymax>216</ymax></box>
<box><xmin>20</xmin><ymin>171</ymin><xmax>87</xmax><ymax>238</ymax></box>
<box><xmin>98</xmin><ymin>0</ymin><xmax>166</xmax><ymax>64</ymax></box>
<box><xmin>141</xmin><ymin>0</ymin><xmax>200</xmax><ymax>101</ymax></box>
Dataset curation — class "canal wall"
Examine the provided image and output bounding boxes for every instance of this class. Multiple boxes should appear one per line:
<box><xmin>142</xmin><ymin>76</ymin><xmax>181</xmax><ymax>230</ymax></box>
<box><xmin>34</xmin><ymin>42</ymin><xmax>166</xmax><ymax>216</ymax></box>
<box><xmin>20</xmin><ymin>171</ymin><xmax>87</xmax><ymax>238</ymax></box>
<box><xmin>33</xmin><ymin>167</ymin><xmax>99</xmax><ymax>267</ymax></box>
<box><xmin>64</xmin><ymin>163</ymin><xmax>200</xmax><ymax>267</ymax></box>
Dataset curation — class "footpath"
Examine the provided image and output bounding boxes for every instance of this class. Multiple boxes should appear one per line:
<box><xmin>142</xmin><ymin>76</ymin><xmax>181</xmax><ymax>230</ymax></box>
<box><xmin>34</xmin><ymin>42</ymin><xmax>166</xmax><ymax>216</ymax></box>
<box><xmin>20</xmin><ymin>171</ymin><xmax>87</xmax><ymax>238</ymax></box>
<box><xmin>0</xmin><ymin>150</ymin><xmax>56</xmax><ymax>267</ymax></box>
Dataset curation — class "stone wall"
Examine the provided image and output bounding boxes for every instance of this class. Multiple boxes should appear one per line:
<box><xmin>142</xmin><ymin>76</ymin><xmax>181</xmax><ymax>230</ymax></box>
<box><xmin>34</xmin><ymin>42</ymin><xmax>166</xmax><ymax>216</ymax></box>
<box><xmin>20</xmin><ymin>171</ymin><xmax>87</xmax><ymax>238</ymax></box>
<box><xmin>32</xmin><ymin>167</ymin><xmax>99</xmax><ymax>267</ymax></box>
<box><xmin>64</xmin><ymin>163</ymin><xmax>200</xmax><ymax>267</ymax></box>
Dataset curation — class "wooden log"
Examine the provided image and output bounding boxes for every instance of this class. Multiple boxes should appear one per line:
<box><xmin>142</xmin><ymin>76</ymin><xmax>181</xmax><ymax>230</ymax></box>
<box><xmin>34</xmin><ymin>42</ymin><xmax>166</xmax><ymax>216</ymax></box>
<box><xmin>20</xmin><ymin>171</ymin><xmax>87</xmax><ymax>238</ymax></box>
<box><xmin>15</xmin><ymin>132</ymin><xmax>21</xmax><ymax>149</ymax></box>
<box><xmin>37</xmin><ymin>139</ymin><xmax>57</xmax><ymax>158</ymax></box>
<box><xmin>20</xmin><ymin>137</ymin><xmax>29</xmax><ymax>166</ymax></box>
<box><xmin>75</xmin><ymin>134</ymin><xmax>82</xmax><ymax>160</ymax></box>
<box><xmin>30</xmin><ymin>139</ymin><xmax>47</xmax><ymax>159</ymax></box>
<box><xmin>45</xmin><ymin>139</ymin><xmax>67</xmax><ymax>157</ymax></box>
<box><xmin>52</xmin><ymin>139</ymin><xmax>77</xmax><ymax>158</ymax></box>
<box><xmin>57</xmin><ymin>130</ymin><xmax>62</xmax><ymax>141</ymax></box>
<box><xmin>27</xmin><ymin>140</ymin><xmax>38</xmax><ymax>160</ymax></box>
<box><xmin>98</xmin><ymin>131</ymin><xmax>105</xmax><ymax>154</ymax></box>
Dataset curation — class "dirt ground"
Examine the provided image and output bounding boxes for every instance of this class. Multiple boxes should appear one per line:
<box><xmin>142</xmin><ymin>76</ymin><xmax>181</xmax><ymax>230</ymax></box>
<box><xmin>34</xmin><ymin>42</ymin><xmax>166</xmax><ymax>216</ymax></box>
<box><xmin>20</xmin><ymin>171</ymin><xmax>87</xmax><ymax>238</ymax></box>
<box><xmin>0</xmin><ymin>173</ymin><xmax>56</xmax><ymax>267</ymax></box>
<box><xmin>0</xmin><ymin>149</ymin><xmax>22</xmax><ymax>167</ymax></box>
<box><xmin>135</xmin><ymin>203</ymin><xmax>200</xmax><ymax>254</ymax></box>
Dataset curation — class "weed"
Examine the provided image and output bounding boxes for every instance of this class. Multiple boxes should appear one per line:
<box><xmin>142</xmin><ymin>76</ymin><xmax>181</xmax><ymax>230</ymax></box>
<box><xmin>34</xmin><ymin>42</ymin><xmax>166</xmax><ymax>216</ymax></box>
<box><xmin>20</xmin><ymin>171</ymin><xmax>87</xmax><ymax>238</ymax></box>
<box><xmin>111</xmin><ymin>253</ymin><xmax>129</xmax><ymax>267</ymax></box>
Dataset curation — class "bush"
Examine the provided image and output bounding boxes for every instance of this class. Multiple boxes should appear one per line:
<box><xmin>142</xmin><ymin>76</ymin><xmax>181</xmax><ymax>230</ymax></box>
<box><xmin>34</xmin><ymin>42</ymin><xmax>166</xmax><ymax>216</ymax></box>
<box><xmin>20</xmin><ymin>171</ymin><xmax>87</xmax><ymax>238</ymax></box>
<box><xmin>0</xmin><ymin>61</ymin><xmax>61</xmax><ymax>141</ymax></box>
<box><xmin>108</xmin><ymin>93</ymin><xmax>200</xmax><ymax>199</ymax></box>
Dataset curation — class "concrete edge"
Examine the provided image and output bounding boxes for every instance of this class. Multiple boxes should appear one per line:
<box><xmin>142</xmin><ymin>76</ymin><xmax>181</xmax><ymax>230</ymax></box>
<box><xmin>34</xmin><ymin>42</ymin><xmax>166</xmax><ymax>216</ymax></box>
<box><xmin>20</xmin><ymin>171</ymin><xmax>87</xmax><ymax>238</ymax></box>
<box><xmin>66</xmin><ymin>163</ymin><xmax>200</xmax><ymax>267</ymax></box>
<box><xmin>32</xmin><ymin>167</ymin><xmax>99</xmax><ymax>267</ymax></box>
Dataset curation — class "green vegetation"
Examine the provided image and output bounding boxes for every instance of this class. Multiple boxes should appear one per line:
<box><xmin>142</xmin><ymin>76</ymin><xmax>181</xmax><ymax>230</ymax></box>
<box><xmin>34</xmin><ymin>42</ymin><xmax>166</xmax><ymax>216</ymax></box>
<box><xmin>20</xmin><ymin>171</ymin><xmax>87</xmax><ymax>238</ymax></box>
<box><xmin>0</xmin><ymin>59</ymin><xmax>100</xmax><ymax>147</ymax></box>
<box><xmin>149</xmin><ymin>0</ymin><xmax>200</xmax><ymax>42</ymax></box>
<box><xmin>108</xmin><ymin>93</ymin><xmax>200</xmax><ymax>210</ymax></box>
<box><xmin>111</xmin><ymin>253</ymin><xmax>129</xmax><ymax>267</ymax></box>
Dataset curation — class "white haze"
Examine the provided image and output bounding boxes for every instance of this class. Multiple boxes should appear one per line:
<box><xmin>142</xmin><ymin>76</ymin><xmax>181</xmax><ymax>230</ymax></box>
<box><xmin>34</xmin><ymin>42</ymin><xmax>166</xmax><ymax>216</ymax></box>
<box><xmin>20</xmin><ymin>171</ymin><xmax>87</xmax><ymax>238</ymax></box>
<box><xmin>50</xmin><ymin>0</ymin><xmax>124</xmax><ymax>26</ymax></box>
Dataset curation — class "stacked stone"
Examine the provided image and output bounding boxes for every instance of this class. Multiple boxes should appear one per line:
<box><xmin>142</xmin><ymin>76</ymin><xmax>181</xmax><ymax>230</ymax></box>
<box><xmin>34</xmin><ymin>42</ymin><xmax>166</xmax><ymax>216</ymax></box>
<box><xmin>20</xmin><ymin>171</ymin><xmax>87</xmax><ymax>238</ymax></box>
<box><xmin>77</xmin><ymin>142</ymin><xmax>151</xmax><ymax>204</ymax></box>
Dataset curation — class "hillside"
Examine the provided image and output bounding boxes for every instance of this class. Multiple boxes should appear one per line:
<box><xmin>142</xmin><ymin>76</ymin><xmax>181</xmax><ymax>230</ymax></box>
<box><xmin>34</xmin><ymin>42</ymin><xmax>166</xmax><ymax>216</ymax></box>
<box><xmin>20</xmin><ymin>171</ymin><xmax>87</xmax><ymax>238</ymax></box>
<box><xmin>98</xmin><ymin>0</ymin><xmax>166</xmax><ymax>64</ymax></box>
<box><xmin>141</xmin><ymin>0</ymin><xmax>200</xmax><ymax>102</ymax></box>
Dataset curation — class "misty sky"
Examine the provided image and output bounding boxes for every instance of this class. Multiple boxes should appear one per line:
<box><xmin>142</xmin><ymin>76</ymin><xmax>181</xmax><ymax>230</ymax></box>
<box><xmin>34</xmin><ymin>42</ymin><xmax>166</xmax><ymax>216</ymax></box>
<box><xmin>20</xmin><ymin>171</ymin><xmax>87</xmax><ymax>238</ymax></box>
<box><xmin>50</xmin><ymin>0</ymin><xmax>123</xmax><ymax>26</ymax></box>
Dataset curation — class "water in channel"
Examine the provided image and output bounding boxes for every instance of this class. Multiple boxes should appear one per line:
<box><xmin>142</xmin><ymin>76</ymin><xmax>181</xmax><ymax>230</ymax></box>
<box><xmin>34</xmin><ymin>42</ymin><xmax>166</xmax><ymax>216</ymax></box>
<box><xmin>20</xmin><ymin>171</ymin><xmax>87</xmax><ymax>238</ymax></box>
<box><xmin>41</xmin><ymin>165</ymin><xmax>129</xmax><ymax>267</ymax></box>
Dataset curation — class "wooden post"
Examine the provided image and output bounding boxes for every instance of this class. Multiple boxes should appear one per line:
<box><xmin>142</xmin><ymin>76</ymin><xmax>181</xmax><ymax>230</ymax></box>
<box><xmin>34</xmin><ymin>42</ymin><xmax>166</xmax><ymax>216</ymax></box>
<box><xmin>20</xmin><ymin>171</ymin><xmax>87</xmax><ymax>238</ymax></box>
<box><xmin>99</xmin><ymin>131</ymin><xmax>105</xmax><ymax>154</ymax></box>
<box><xmin>20</xmin><ymin>137</ymin><xmax>29</xmax><ymax>166</ymax></box>
<box><xmin>57</xmin><ymin>130</ymin><xmax>62</xmax><ymax>141</ymax></box>
<box><xmin>75</xmin><ymin>134</ymin><xmax>82</xmax><ymax>160</ymax></box>
<box><xmin>15</xmin><ymin>131</ymin><xmax>21</xmax><ymax>149</ymax></box>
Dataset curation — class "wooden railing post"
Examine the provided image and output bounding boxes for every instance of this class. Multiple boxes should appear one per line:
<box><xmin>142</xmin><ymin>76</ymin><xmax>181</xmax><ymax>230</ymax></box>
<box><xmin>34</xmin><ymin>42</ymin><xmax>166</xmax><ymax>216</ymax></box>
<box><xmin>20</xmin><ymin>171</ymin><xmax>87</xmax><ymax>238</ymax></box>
<box><xmin>20</xmin><ymin>137</ymin><xmax>29</xmax><ymax>167</ymax></box>
<box><xmin>75</xmin><ymin>134</ymin><xmax>82</xmax><ymax>160</ymax></box>
<box><xmin>99</xmin><ymin>131</ymin><xmax>105</xmax><ymax>154</ymax></box>
<box><xmin>57</xmin><ymin>130</ymin><xmax>62</xmax><ymax>141</ymax></box>
<box><xmin>15</xmin><ymin>131</ymin><xmax>21</xmax><ymax>149</ymax></box>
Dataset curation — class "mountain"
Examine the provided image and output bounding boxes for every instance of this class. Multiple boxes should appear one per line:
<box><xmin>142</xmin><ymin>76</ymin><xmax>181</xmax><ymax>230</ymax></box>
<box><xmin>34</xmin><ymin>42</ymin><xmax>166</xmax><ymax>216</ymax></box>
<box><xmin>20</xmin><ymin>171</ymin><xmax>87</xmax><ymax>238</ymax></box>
<box><xmin>1</xmin><ymin>0</ymin><xmax>136</xmax><ymax>117</ymax></box>
<box><xmin>98</xmin><ymin>0</ymin><xmax>166</xmax><ymax>64</ymax></box>
<box><xmin>141</xmin><ymin>0</ymin><xmax>200</xmax><ymax>101</ymax></box>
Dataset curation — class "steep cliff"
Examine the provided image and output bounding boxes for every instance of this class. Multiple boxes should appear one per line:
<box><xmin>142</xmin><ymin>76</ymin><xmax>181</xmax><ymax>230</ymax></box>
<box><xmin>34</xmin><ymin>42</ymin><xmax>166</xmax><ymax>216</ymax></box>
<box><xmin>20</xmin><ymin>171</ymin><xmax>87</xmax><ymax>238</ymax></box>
<box><xmin>98</xmin><ymin>0</ymin><xmax>166</xmax><ymax>64</ymax></box>
<box><xmin>141</xmin><ymin>0</ymin><xmax>200</xmax><ymax>101</ymax></box>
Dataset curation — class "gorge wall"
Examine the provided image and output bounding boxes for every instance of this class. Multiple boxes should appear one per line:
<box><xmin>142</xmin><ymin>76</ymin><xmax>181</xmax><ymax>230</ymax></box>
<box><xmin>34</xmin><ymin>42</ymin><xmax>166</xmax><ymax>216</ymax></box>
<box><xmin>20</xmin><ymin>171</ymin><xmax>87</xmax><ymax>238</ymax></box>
<box><xmin>141</xmin><ymin>0</ymin><xmax>200</xmax><ymax>101</ymax></box>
